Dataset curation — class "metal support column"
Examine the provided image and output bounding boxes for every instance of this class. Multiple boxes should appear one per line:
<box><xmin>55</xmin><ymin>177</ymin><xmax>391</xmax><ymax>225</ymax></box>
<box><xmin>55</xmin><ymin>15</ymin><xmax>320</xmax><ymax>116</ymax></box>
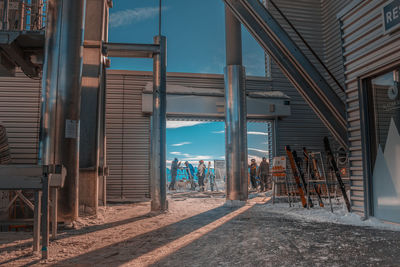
<box><xmin>51</xmin><ymin>188</ymin><xmax>58</xmax><ymax>239</ymax></box>
<box><xmin>41</xmin><ymin>174</ymin><xmax>49</xmax><ymax>259</ymax></box>
<box><xmin>225</xmin><ymin>7</ymin><xmax>248</xmax><ymax>204</ymax></box>
<box><xmin>39</xmin><ymin>0</ymin><xmax>87</xmax><ymax>222</ymax></box>
<box><xmin>150</xmin><ymin>35</ymin><xmax>167</xmax><ymax>212</ymax></box>
<box><xmin>33</xmin><ymin>191</ymin><xmax>41</xmax><ymax>252</ymax></box>
<box><xmin>79</xmin><ymin>0</ymin><xmax>109</xmax><ymax>215</ymax></box>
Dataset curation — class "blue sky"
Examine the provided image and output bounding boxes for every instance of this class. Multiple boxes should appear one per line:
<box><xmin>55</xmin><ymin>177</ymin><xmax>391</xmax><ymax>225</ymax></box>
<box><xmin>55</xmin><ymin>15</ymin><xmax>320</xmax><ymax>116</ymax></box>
<box><xmin>108</xmin><ymin>0</ymin><xmax>265</xmax><ymax>75</ymax></box>
<box><xmin>108</xmin><ymin>1</ymin><xmax>268</xmax><ymax>168</ymax></box>
<box><xmin>165</xmin><ymin>121</ymin><xmax>269</xmax><ymax>166</ymax></box>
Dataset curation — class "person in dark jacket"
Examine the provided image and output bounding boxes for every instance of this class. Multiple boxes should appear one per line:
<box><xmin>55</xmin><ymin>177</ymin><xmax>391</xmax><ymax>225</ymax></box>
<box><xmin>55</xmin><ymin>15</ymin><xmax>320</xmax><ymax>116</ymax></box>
<box><xmin>169</xmin><ymin>158</ymin><xmax>181</xmax><ymax>190</ymax></box>
<box><xmin>197</xmin><ymin>160</ymin><xmax>206</xmax><ymax>192</ymax></box>
<box><xmin>185</xmin><ymin>161</ymin><xmax>196</xmax><ymax>190</ymax></box>
<box><xmin>258</xmin><ymin>157</ymin><xmax>270</xmax><ymax>191</ymax></box>
<box><xmin>249</xmin><ymin>159</ymin><xmax>258</xmax><ymax>190</ymax></box>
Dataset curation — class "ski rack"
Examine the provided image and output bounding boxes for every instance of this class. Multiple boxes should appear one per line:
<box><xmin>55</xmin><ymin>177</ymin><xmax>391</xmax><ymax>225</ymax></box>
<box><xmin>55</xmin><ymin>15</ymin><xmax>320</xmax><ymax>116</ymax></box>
<box><xmin>305</xmin><ymin>152</ymin><xmax>334</xmax><ymax>212</ymax></box>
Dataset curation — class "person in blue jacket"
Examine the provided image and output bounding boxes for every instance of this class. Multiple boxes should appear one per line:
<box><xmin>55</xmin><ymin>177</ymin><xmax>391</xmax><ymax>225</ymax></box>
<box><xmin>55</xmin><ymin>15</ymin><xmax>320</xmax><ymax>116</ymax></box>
<box><xmin>185</xmin><ymin>161</ymin><xmax>196</xmax><ymax>190</ymax></box>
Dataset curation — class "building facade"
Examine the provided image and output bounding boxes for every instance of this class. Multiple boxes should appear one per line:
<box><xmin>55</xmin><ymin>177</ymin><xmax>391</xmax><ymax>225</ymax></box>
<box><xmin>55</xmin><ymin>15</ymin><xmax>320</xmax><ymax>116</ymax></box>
<box><xmin>0</xmin><ymin>0</ymin><xmax>399</xmax><ymax>223</ymax></box>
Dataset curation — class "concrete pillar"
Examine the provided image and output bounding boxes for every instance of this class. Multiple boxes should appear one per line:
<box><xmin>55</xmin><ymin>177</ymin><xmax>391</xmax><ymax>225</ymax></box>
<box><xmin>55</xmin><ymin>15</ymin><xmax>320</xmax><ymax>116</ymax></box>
<box><xmin>150</xmin><ymin>35</ymin><xmax>167</xmax><ymax>212</ymax></box>
<box><xmin>224</xmin><ymin>7</ymin><xmax>248</xmax><ymax>204</ymax></box>
<box><xmin>79</xmin><ymin>0</ymin><xmax>109</xmax><ymax>215</ymax></box>
<box><xmin>39</xmin><ymin>0</ymin><xmax>86</xmax><ymax>222</ymax></box>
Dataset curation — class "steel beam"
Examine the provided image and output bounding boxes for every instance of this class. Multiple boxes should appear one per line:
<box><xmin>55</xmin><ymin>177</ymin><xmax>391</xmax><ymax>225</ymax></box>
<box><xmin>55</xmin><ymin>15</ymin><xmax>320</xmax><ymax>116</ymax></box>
<box><xmin>33</xmin><ymin>191</ymin><xmax>41</xmax><ymax>252</ymax></box>
<box><xmin>150</xmin><ymin>35</ymin><xmax>167</xmax><ymax>212</ymax></box>
<box><xmin>103</xmin><ymin>42</ymin><xmax>160</xmax><ymax>58</ymax></box>
<box><xmin>39</xmin><ymin>0</ymin><xmax>87</xmax><ymax>222</ymax></box>
<box><xmin>224</xmin><ymin>0</ymin><xmax>348</xmax><ymax>148</ymax></box>
<box><xmin>225</xmin><ymin>65</ymin><xmax>248</xmax><ymax>202</ymax></box>
<box><xmin>225</xmin><ymin>7</ymin><xmax>248</xmax><ymax>203</ymax></box>
<box><xmin>79</xmin><ymin>0</ymin><xmax>109</xmax><ymax>215</ymax></box>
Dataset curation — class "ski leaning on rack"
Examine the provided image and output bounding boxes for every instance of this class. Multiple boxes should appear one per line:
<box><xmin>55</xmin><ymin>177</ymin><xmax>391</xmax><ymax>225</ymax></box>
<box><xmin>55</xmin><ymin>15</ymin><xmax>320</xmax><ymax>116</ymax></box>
<box><xmin>293</xmin><ymin>150</ymin><xmax>313</xmax><ymax>208</ymax></box>
<box><xmin>303</xmin><ymin>147</ymin><xmax>324</xmax><ymax>207</ymax></box>
<box><xmin>323</xmin><ymin>137</ymin><xmax>351</xmax><ymax>212</ymax></box>
<box><xmin>285</xmin><ymin>146</ymin><xmax>307</xmax><ymax>208</ymax></box>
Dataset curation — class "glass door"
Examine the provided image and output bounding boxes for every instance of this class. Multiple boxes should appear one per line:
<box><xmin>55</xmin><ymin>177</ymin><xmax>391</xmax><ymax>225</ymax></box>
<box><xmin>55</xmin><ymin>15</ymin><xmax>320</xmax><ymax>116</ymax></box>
<box><xmin>370</xmin><ymin>69</ymin><xmax>400</xmax><ymax>223</ymax></box>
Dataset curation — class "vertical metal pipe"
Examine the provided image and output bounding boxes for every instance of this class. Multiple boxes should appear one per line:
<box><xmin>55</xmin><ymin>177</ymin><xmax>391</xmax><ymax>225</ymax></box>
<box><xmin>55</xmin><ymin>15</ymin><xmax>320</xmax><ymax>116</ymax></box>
<box><xmin>99</xmin><ymin>66</ymin><xmax>107</xmax><ymax>206</ymax></box>
<box><xmin>39</xmin><ymin>0</ymin><xmax>86</xmax><ymax>222</ymax></box>
<box><xmin>225</xmin><ymin>7</ymin><xmax>248</xmax><ymax>203</ymax></box>
<box><xmin>41</xmin><ymin>174</ymin><xmax>49</xmax><ymax>259</ymax></box>
<box><xmin>225</xmin><ymin>66</ymin><xmax>248</xmax><ymax>201</ymax></box>
<box><xmin>33</xmin><ymin>191</ymin><xmax>41</xmax><ymax>252</ymax></box>
<box><xmin>225</xmin><ymin>7</ymin><xmax>248</xmax><ymax>201</ymax></box>
<box><xmin>51</xmin><ymin>188</ymin><xmax>58</xmax><ymax>239</ymax></box>
<box><xmin>225</xmin><ymin>7</ymin><xmax>242</xmax><ymax>66</ymax></box>
<box><xmin>150</xmin><ymin>35</ymin><xmax>167</xmax><ymax>211</ymax></box>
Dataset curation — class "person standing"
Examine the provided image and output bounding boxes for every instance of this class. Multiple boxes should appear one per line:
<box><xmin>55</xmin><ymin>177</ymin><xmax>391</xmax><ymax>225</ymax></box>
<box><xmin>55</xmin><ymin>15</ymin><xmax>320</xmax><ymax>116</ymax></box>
<box><xmin>249</xmin><ymin>159</ymin><xmax>258</xmax><ymax>190</ymax></box>
<box><xmin>197</xmin><ymin>160</ymin><xmax>206</xmax><ymax>192</ymax></box>
<box><xmin>258</xmin><ymin>157</ymin><xmax>270</xmax><ymax>192</ymax></box>
<box><xmin>169</xmin><ymin>158</ymin><xmax>181</xmax><ymax>190</ymax></box>
<box><xmin>207</xmin><ymin>161</ymin><xmax>216</xmax><ymax>191</ymax></box>
<box><xmin>185</xmin><ymin>161</ymin><xmax>196</xmax><ymax>190</ymax></box>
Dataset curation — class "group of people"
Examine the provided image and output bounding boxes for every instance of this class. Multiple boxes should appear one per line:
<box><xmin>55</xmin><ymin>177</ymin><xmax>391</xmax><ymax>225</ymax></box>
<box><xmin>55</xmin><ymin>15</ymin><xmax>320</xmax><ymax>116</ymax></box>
<box><xmin>169</xmin><ymin>156</ymin><xmax>270</xmax><ymax>193</ymax></box>
<box><xmin>169</xmin><ymin>158</ymin><xmax>215</xmax><ymax>192</ymax></box>
<box><xmin>249</xmin><ymin>157</ymin><xmax>271</xmax><ymax>192</ymax></box>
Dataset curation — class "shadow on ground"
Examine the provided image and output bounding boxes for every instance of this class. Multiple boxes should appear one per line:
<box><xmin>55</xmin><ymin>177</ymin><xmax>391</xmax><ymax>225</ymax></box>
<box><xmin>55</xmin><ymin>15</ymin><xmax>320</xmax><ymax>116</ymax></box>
<box><xmin>53</xmin><ymin>204</ymin><xmax>240</xmax><ymax>266</ymax></box>
<box><xmin>55</xmin><ymin>204</ymin><xmax>400</xmax><ymax>267</ymax></box>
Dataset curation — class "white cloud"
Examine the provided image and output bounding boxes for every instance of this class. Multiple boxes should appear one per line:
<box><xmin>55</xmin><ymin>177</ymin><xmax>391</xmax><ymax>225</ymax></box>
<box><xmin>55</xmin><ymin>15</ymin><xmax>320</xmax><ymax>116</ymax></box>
<box><xmin>170</xmin><ymin>152</ymin><xmax>181</xmax><ymax>155</ymax></box>
<box><xmin>212</xmin><ymin>130</ymin><xmax>225</xmax><ymax>134</ymax></box>
<box><xmin>171</xmin><ymin>142</ymin><xmax>192</xmax><ymax>147</ymax></box>
<box><xmin>110</xmin><ymin>7</ymin><xmax>167</xmax><ymax>28</ymax></box>
<box><xmin>167</xmin><ymin>121</ymin><xmax>207</xmax><ymax>129</ymax></box>
<box><xmin>247</xmin><ymin>131</ymin><xmax>268</xmax><ymax>136</ymax></box>
<box><xmin>248</xmin><ymin>148</ymin><xmax>269</xmax><ymax>154</ymax></box>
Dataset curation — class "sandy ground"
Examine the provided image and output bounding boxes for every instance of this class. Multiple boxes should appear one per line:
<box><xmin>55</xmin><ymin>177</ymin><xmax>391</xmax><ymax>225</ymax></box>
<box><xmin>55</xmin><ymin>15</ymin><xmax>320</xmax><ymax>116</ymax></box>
<box><xmin>0</xmin><ymin>192</ymin><xmax>400</xmax><ymax>266</ymax></box>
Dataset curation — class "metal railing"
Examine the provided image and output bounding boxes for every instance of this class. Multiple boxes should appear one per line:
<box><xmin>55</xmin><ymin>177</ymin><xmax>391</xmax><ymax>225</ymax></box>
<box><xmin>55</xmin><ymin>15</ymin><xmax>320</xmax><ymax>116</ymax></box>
<box><xmin>0</xmin><ymin>0</ymin><xmax>47</xmax><ymax>31</ymax></box>
<box><xmin>267</xmin><ymin>0</ymin><xmax>345</xmax><ymax>94</ymax></box>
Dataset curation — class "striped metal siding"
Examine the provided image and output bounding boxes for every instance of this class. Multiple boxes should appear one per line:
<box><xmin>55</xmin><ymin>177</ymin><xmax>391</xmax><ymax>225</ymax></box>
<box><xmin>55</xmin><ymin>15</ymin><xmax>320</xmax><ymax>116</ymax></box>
<box><xmin>0</xmin><ymin>72</ymin><xmax>41</xmax><ymax>164</ymax></box>
<box><xmin>106</xmin><ymin>71</ymin><xmax>152</xmax><ymax>202</ymax></box>
<box><xmin>321</xmin><ymin>0</ymin><xmax>353</xmax><ymax>91</ymax></box>
<box><xmin>105</xmin><ymin>70</ymin><xmax>272</xmax><ymax>201</ymax></box>
<box><xmin>268</xmin><ymin>0</ymin><xmax>341</xmax><ymax>157</ymax></box>
<box><xmin>340</xmin><ymin>0</ymin><xmax>400</xmax><ymax>216</ymax></box>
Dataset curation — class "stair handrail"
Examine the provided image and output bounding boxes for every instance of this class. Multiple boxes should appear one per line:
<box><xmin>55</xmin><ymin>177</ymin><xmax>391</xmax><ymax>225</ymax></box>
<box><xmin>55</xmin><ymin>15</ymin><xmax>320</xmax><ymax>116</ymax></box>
<box><xmin>268</xmin><ymin>0</ymin><xmax>345</xmax><ymax>93</ymax></box>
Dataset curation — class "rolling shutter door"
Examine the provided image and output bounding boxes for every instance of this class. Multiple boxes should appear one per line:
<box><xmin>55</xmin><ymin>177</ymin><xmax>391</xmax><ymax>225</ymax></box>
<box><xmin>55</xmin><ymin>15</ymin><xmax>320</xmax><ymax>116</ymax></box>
<box><xmin>106</xmin><ymin>71</ymin><xmax>151</xmax><ymax>201</ymax></box>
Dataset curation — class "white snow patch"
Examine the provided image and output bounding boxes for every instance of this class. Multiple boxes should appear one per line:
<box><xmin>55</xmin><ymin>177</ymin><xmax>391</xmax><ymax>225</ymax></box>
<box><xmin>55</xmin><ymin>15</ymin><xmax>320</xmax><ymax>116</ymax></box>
<box><xmin>262</xmin><ymin>200</ymin><xmax>400</xmax><ymax>232</ymax></box>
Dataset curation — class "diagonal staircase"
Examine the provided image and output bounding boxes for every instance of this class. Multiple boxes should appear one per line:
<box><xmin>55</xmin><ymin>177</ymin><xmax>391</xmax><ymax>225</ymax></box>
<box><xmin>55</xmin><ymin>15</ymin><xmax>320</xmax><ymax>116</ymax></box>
<box><xmin>224</xmin><ymin>0</ymin><xmax>348</xmax><ymax>148</ymax></box>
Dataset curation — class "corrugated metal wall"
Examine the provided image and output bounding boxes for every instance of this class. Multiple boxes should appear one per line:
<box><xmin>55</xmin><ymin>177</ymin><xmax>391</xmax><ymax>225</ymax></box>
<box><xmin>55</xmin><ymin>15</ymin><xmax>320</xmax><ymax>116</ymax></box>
<box><xmin>321</xmin><ymin>0</ymin><xmax>353</xmax><ymax>96</ymax></box>
<box><xmin>339</xmin><ymin>0</ymin><xmax>400</xmax><ymax>216</ymax></box>
<box><xmin>0</xmin><ymin>72</ymin><xmax>41</xmax><ymax>164</ymax></box>
<box><xmin>266</xmin><ymin>0</ymin><xmax>341</xmax><ymax>157</ymax></box>
<box><xmin>106</xmin><ymin>71</ymin><xmax>152</xmax><ymax>202</ymax></box>
<box><xmin>105</xmin><ymin>70</ymin><xmax>273</xmax><ymax>201</ymax></box>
